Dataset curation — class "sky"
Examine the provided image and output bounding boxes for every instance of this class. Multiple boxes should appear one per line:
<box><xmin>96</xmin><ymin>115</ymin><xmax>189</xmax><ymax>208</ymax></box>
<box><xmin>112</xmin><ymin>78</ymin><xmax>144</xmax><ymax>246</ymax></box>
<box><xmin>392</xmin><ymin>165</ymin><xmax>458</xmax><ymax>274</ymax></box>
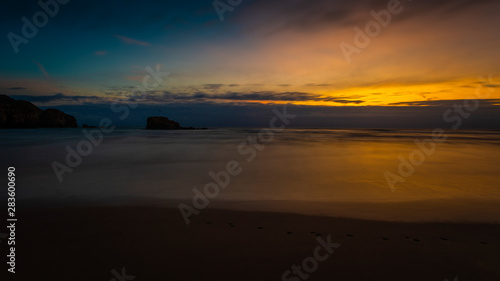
<box><xmin>1</xmin><ymin>0</ymin><xmax>499</xmax><ymax>127</ymax></box>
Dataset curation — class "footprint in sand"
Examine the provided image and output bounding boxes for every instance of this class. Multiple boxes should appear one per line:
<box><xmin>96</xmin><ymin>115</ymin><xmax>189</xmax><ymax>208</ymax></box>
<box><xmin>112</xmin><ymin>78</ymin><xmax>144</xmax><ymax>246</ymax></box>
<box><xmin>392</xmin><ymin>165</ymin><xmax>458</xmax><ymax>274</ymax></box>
<box><xmin>382</xmin><ymin>237</ymin><xmax>389</xmax><ymax>241</ymax></box>
<box><xmin>480</xmin><ymin>241</ymin><xmax>488</xmax><ymax>245</ymax></box>
<box><xmin>206</xmin><ymin>222</ymin><xmax>212</xmax><ymax>225</ymax></box>
<box><xmin>228</xmin><ymin>223</ymin><xmax>235</xmax><ymax>228</ymax></box>
<box><xmin>404</xmin><ymin>236</ymin><xmax>411</xmax><ymax>239</ymax></box>
<box><xmin>440</xmin><ymin>237</ymin><xmax>449</xmax><ymax>241</ymax></box>
<box><xmin>413</xmin><ymin>239</ymin><xmax>420</xmax><ymax>242</ymax></box>
<box><xmin>346</xmin><ymin>234</ymin><xmax>354</xmax><ymax>237</ymax></box>
<box><xmin>257</xmin><ymin>226</ymin><xmax>264</xmax><ymax>230</ymax></box>
<box><xmin>287</xmin><ymin>231</ymin><xmax>293</xmax><ymax>234</ymax></box>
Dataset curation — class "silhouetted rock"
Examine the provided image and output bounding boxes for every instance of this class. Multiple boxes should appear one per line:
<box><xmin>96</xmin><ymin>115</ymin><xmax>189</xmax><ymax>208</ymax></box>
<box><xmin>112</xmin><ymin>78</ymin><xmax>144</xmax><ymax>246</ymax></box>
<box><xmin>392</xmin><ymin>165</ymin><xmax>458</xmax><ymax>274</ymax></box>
<box><xmin>82</xmin><ymin>124</ymin><xmax>98</xmax><ymax>128</ymax></box>
<box><xmin>146</xmin><ymin>116</ymin><xmax>182</xmax><ymax>130</ymax></box>
<box><xmin>145</xmin><ymin>116</ymin><xmax>207</xmax><ymax>130</ymax></box>
<box><xmin>0</xmin><ymin>95</ymin><xmax>77</xmax><ymax>128</ymax></box>
<box><xmin>40</xmin><ymin>109</ymin><xmax>77</xmax><ymax>128</ymax></box>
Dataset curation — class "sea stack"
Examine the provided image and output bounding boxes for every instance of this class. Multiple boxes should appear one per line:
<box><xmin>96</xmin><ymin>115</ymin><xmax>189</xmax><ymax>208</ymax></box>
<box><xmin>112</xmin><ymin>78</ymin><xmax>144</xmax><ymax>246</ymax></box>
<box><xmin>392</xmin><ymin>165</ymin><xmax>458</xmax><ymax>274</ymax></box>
<box><xmin>146</xmin><ymin>116</ymin><xmax>182</xmax><ymax>130</ymax></box>
<box><xmin>145</xmin><ymin>116</ymin><xmax>206</xmax><ymax>130</ymax></box>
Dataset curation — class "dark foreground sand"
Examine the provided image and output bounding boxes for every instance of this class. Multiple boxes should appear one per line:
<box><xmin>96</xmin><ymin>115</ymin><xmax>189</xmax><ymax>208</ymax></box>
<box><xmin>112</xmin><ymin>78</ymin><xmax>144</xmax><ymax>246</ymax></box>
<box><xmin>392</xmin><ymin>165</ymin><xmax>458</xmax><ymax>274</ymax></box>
<box><xmin>6</xmin><ymin>206</ymin><xmax>500</xmax><ymax>281</ymax></box>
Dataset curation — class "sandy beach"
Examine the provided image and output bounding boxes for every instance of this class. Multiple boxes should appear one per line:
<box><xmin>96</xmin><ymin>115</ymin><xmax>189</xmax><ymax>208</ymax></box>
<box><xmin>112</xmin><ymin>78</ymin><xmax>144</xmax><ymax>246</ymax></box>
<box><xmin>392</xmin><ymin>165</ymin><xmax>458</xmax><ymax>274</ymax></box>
<box><xmin>9</xmin><ymin>204</ymin><xmax>500</xmax><ymax>281</ymax></box>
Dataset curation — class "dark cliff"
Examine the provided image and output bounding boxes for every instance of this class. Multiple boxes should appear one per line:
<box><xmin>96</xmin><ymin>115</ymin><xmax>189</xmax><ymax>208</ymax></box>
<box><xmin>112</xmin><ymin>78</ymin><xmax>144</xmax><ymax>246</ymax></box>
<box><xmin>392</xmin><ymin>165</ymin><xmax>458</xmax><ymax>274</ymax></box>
<box><xmin>0</xmin><ymin>95</ymin><xmax>77</xmax><ymax>128</ymax></box>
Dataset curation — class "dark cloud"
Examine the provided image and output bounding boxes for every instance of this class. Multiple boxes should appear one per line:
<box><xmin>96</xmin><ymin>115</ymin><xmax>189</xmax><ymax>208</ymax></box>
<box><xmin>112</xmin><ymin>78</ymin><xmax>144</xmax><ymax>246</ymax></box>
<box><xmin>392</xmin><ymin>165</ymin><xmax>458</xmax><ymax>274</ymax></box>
<box><xmin>203</xmin><ymin>84</ymin><xmax>225</xmax><ymax>90</ymax></box>
<box><xmin>153</xmin><ymin>91</ymin><xmax>363</xmax><ymax>104</ymax></box>
<box><xmin>329</xmin><ymin>99</ymin><xmax>364</xmax><ymax>104</ymax></box>
<box><xmin>8</xmin><ymin>87</ymin><xmax>26</xmax><ymax>90</ymax></box>
<box><xmin>11</xmin><ymin>93</ymin><xmax>102</xmax><ymax>103</ymax></box>
<box><xmin>389</xmin><ymin>99</ymin><xmax>500</xmax><ymax>106</ymax></box>
<box><xmin>306</xmin><ymin>83</ymin><xmax>333</xmax><ymax>87</ymax></box>
<box><xmin>106</xmin><ymin>86</ymin><xmax>136</xmax><ymax>92</ymax></box>
<box><xmin>116</xmin><ymin>90</ymin><xmax>365</xmax><ymax>104</ymax></box>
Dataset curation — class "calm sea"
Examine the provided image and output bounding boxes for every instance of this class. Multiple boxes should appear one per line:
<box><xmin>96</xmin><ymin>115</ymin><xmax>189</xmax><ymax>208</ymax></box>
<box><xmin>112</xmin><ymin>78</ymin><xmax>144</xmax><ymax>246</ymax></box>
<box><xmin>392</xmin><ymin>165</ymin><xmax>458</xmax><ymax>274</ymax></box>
<box><xmin>1</xmin><ymin>128</ymin><xmax>500</xmax><ymax>220</ymax></box>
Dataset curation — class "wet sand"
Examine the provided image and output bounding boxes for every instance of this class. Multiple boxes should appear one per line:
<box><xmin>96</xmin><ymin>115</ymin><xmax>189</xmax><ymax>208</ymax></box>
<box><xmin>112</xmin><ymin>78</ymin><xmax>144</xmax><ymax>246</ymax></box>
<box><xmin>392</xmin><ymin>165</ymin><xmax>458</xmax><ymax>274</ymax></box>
<box><xmin>9</xmin><ymin>205</ymin><xmax>500</xmax><ymax>281</ymax></box>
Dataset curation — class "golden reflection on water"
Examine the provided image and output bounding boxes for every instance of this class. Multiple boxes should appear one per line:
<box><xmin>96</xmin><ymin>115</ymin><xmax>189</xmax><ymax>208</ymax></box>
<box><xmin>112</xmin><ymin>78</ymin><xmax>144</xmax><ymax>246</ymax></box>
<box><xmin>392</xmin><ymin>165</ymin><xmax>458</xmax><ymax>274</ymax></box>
<box><xmin>232</xmin><ymin>139</ymin><xmax>500</xmax><ymax>202</ymax></box>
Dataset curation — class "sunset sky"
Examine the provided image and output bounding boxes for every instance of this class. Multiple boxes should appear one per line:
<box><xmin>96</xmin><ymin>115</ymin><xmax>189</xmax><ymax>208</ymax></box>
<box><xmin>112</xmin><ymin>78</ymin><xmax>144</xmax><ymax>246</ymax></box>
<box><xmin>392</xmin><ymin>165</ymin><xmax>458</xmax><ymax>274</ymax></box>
<box><xmin>1</xmin><ymin>0</ymin><xmax>499</xmax><ymax>127</ymax></box>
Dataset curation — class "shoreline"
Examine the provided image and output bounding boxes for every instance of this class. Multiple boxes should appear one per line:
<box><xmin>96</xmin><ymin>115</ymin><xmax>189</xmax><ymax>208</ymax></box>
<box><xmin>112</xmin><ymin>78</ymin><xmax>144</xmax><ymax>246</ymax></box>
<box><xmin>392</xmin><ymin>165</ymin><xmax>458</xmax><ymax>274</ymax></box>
<box><xmin>18</xmin><ymin>197</ymin><xmax>500</xmax><ymax>223</ymax></box>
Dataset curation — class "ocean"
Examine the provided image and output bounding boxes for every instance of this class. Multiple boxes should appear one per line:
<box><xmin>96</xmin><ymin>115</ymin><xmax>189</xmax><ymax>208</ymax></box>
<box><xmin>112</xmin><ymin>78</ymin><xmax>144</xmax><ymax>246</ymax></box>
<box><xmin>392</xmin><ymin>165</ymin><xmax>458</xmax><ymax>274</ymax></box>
<box><xmin>2</xmin><ymin>128</ymin><xmax>500</xmax><ymax>221</ymax></box>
